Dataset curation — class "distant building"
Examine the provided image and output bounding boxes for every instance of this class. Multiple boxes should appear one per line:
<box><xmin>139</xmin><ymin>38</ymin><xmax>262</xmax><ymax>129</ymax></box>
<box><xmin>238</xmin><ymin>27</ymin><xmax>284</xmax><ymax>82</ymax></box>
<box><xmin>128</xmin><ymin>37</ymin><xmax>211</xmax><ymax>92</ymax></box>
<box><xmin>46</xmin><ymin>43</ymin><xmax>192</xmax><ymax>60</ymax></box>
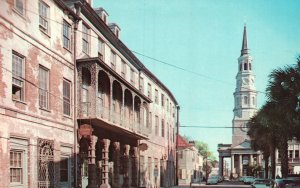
<box><xmin>275</xmin><ymin>139</ymin><xmax>300</xmax><ymax>177</ymax></box>
<box><xmin>218</xmin><ymin>25</ymin><xmax>262</xmax><ymax>178</ymax></box>
<box><xmin>177</xmin><ymin>135</ymin><xmax>203</xmax><ymax>185</ymax></box>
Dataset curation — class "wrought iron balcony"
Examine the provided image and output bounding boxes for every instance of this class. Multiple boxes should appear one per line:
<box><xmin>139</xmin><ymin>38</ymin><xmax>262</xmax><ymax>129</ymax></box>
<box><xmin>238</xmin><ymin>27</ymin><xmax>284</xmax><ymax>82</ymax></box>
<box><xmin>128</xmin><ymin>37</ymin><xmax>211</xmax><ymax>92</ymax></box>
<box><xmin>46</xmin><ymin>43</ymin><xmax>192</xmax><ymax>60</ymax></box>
<box><xmin>79</xmin><ymin>101</ymin><xmax>151</xmax><ymax>137</ymax></box>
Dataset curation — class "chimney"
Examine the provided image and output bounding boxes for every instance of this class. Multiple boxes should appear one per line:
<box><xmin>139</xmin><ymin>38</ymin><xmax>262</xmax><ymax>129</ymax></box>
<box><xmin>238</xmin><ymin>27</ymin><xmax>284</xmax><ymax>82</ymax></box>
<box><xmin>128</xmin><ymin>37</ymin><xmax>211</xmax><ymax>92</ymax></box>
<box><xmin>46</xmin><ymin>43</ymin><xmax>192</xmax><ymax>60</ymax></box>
<box><xmin>189</xmin><ymin>141</ymin><xmax>195</xmax><ymax>146</ymax></box>
<box><xmin>108</xmin><ymin>23</ymin><xmax>121</xmax><ymax>38</ymax></box>
<box><xmin>94</xmin><ymin>7</ymin><xmax>109</xmax><ymax>24</ymax></box>
<box><xmin>85</xmin><ymin>0</ymin><xmax>93</xmax><ymax>6</ymax></box>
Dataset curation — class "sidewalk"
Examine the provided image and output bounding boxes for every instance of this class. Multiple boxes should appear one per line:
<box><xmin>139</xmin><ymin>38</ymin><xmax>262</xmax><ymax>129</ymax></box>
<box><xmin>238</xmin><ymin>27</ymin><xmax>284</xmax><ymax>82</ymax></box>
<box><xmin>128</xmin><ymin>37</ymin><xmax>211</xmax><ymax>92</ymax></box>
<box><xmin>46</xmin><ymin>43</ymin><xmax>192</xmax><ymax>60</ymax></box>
<box><xmin>171</xmin><ymin>182</ymin><xmax>206</xmax><ymax>188</ymax></box>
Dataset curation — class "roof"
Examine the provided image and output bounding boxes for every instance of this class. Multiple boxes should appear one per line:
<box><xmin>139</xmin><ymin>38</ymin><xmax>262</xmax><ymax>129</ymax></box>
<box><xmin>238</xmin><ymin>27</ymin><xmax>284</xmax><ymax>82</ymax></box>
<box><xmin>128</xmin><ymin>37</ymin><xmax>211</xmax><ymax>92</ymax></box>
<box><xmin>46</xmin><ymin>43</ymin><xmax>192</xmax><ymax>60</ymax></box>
<box><xmin>177</xmin><ymin>135</ymin><xmax>192</xmax><ymax>148</ymax></box>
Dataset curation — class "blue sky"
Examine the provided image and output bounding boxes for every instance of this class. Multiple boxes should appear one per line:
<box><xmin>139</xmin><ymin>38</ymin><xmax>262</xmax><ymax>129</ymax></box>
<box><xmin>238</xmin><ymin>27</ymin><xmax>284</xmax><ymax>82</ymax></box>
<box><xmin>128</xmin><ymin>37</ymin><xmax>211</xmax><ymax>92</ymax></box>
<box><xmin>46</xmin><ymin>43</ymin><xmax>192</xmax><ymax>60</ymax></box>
<box><xmin>95</xmin><ymin>0</ymin><xmax>300</xmax><ymax>157</ymax></box>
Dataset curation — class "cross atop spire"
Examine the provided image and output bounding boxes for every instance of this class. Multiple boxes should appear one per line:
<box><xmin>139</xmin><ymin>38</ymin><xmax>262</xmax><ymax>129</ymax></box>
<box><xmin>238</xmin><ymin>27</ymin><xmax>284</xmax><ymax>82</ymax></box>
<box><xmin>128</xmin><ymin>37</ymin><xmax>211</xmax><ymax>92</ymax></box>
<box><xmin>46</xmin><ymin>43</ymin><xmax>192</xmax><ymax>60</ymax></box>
<box><xmin>241</xmin><ymin>24</ymin><xmax>249</xmax><ymax>56</ymax></box>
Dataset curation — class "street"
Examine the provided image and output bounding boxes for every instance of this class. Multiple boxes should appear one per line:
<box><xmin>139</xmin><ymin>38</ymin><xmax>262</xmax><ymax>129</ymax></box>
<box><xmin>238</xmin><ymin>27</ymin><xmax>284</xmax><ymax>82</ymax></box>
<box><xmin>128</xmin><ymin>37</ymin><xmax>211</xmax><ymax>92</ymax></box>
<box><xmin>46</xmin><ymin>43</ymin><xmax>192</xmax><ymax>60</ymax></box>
<box><xmin>174</xmin><ymin>181</ymin><xmax>251</xmax><ymax>188</ymax></box>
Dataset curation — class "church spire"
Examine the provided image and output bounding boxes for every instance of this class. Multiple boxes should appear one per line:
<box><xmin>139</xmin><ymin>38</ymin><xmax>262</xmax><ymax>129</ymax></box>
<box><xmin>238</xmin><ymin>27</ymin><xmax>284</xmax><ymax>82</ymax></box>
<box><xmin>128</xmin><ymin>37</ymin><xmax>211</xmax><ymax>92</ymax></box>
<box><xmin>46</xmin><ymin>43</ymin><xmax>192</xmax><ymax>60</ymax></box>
<box><xmin>241</xmin><ymin>24</ymin><xmax>249</xmax><ymax>56</ymax></box>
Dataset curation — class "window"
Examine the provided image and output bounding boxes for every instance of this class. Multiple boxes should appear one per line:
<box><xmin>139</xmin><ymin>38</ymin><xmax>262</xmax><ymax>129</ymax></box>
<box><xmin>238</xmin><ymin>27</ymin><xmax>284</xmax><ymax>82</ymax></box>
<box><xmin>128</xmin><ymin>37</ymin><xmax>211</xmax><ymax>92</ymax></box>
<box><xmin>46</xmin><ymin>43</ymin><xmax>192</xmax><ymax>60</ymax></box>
<box><xmin>63</xmin><ymin>21</ymin><xmax>71</xmax><ymax>50</ymax></box>
<box><xmin>63</xmin><ymin>79</ymin><xmax>71</xmax><ymax>116</ymax></box>
<box><xmin>244</xmin><ymin>63</ymin><xmax>248</xmax><ymax>70</ymax></box>
<box><xmin>14</xmin><ymin>0</ymin><xmax>24</xmax><ymax>15</ymax></box>
<box><xmin>130</xmin><ymin>69</ymin><xmax>135</xmax><ymax>85</ymax></box>
<box><xmin>82</xmin><ymin>24</ymin><xmax>89</xmax><ymax>54</ymax></box>
<box><xmin>10</xmin><ymin>150</ymin><xmax>23</xmax><ymax>183</ymax></box>
<box><xmin>161</xmin><ymin>94</ymin><xmax>164</xmax><ymax>107</ymax></box>
<box><xmin>155</xmin><ymin>115</ymin><xmax>159</xmax><ymax>136</ymax></box>
<box><xmin>289</xmin><ymin>150</ymin><xmax>293</xmax><ymax>158</ymax></box>
<box><xmin>60</xmin><ymin>157</ymin><xmax>69</xmax><ymax>182</ymax></box>
<box><xmin>98</xmin><ymin>38</ymin><xmax>104</xmax><ymax>59</ymax></box>
<box><xmin>249</xmin><ymin>63</ymin><xmax>252</xmax><ymax>70</ymax></box>
<box><xmin>121</xmin><ymin>61</ymin><xmax>126</xmax><ymax>77</ymax></box>
<box><xmin>39</xmin><ymin>66</ymin><xmax>49</xmax><ymax>109</ymax></box>
<box><xmin>167</xmin><ymin>99</ymin><xmax>169</xmax><ymax>111</ymax></box>
<box><xmin>147</xmin><ymin>83</ymin><xmax>152</xmax><ymax>98</ymax></box>
<box><xmin>139</xmin><ymin>77</ymin><xmax>144</xmax><ymax>93</ymax></box>
<box><xmin>295</xmin><ymin>150</ymin><xmax>299</xmax><ymax>158</ymax></box>
<box><xmin>110</xmin><ymin>50</ymin><xmax>116</xmax><ymax>70</ymax></box>
<box><xmin>39</xmin><ymin>1</ymin><xmax>49</xmax><ymax>33</ymax></box>
<box><xmin>149</xmin><ymin>112</ymin><xmax>152</xmax><ymax>129</ymax></box>
<box><xmin>243</xmin><ymin>96</ymin><xmax>248</xmax><ymax>105</ymax></box>
<box><xmin>161</xmin><ymin>119</ymin><xmax>165</xmax><ymax>137</ymax></box>
<box><xmin>155</xmin><ymin>89</ymin><xmax>158</xmax><ymax>104</ymax></box>
<box><xmin>12</xmin><ymin>52</ymin><xmax>25</xmax><ymax>101</ymax></box>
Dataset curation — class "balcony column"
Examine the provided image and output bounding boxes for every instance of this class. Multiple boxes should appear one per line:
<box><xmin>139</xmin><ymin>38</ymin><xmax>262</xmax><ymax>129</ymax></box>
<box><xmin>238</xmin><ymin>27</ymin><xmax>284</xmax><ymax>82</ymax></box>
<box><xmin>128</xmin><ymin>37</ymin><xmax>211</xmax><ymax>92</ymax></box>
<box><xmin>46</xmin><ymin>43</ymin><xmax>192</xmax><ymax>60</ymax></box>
<box><xmin>132</xmin><ymin>95</ymin><xmax>135</xmax><ymax>130</ymax></box>
<box><xmin>90</xmin><ymin>64</ymin><xmax>97</xmax><ymax>117</ymax></box>
<box><xmin>121</xmin><ymin>86</ymin><xmax>125</xmax><ymax>126</ymax></box>
<box><xmin>122</xmin><ymin>144</ymin><xmax>130</xmax><ymax>188</ymax></box>
<box><xmin>109</xmin><ymin>78</ymin><xmax>114</xmax><ymax>121</ymax></box>
<box><xmin>219</xmin><ymin>156</ymin><xmax>223</xmax><ymax>176</ymax></box>
<box><xmin>131</xmin><ymin>146</ymin><xmax>138</xmax><ymax>187</ymax></box>
<box><xmin>113</xmin><ymin>142</ymin><xmax>121</xmax><ymax>188</ymax></box>
<box><xmin>100</xmin><ymin>139</ymin><xmax>111</xmax><ymax>188</ymax></box>
<box><xmin>88</xmin><ymin>135</ymin><xmax>98</xmax><ymax>188</ymax></box>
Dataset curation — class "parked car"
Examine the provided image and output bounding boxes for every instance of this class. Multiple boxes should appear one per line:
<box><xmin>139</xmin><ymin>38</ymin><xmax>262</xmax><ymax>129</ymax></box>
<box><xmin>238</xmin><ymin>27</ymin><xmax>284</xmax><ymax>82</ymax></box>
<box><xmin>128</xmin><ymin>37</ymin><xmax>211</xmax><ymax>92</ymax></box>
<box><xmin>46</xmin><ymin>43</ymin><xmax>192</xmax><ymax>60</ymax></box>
<box><xmin>207</xmin><ymin>176</ymin><xmax>219</xmax><ymax>185</ymax></box>
<box><xmin>244</xmin><ymin>176</ymin><xmax>256</xmax><ymax>184</ymax></box>
<box><xmin>251</xmin><ymin>179</ymin><xmax>274</xmax><ymax>188</ymax></box>
<box><xmin>274</xmin><ymin>177</ymin><xmax>300</xmax><ymax>188</ymax></box>
<box><xmin>239</xmin><ymin>176</ymin><xmax>246</xmax><ymax>182</ymax></box>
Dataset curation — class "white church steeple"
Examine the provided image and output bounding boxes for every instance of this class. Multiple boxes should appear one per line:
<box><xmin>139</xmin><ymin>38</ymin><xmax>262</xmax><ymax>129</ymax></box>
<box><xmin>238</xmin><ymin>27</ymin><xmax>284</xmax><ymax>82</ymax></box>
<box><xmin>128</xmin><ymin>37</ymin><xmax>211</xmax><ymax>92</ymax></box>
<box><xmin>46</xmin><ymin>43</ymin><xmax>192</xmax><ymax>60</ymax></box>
<box><xmin>232</xmin><ymin>25</ymin><xmax>258</xmax><ymax>146</ymax></box>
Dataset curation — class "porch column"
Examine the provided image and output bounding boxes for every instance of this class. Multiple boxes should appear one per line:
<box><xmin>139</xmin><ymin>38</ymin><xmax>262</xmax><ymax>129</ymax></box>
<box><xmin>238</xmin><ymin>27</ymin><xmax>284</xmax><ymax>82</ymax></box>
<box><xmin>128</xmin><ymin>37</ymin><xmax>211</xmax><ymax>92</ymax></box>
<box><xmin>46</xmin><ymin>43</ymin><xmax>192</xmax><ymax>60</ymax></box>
<box><xmin>131</xmin><ymin>146</ymin><xmax>138</xmax><ymax>187</ymax></box>
<box><xmin>113</xmin><ymin>142</ymin><xmax>121</xmax><ymax>188</ymax></box>
<box><xmin>122</xmin><ymin>144</ymin><xmax>130</xmax><ymax>188</ymax></box>
<box><xmin>231</xmin><ymin>154</ymin><xmax>235</xmax><ymax>175</ymax></box>
<box><xmin>258</xmin><ymin>154</ymin><xmax>262</xmax><ymax>165</ymax></box>
<box><xmin>88</xmin><ymin>135</ymin><xmax>98</xmax><ymax>188</ymax></box>
<box><xmin>100</xmin><ymin>139</ymin><xmax>111</xmax><ymax>188</ymax></box>
<box><xmin>219</xmin><ymin>156</ymin><xmax>223</xmax><ymax>176</ymax></box>
<box><xmin>239</xmin><ymin>155</ymin><xmax>243</xmax><ymax>176</ymax></box>
<box><xmin>250</xmin><ymin>154</ymin><xmax>253</xmax><ymax>165</ymax></box>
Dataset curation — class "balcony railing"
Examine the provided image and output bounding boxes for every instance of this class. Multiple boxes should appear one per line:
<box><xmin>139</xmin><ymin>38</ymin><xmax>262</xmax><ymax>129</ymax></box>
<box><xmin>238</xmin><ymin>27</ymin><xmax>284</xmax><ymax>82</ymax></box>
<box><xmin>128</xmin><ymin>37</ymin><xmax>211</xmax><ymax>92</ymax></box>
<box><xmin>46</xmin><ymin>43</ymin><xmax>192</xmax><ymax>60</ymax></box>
<box><xmin>277</xmin><ymin>158</ymin><xmax>300</xmax><ymax>163</ymax></box>
<box><xmin>80</xmin><ymin>101</ymin><xmax>150</xmax><ymax>136</ymax></box>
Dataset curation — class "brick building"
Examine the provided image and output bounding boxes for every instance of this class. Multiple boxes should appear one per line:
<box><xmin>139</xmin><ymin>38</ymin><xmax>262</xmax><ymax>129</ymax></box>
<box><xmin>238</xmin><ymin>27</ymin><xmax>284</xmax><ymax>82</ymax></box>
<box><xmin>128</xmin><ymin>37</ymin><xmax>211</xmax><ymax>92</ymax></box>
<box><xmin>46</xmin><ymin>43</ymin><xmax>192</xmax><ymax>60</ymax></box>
<box><xmin>0</xmin><ymin>0</ymin><xmax>179</xmax><ymax>187</ymax></box>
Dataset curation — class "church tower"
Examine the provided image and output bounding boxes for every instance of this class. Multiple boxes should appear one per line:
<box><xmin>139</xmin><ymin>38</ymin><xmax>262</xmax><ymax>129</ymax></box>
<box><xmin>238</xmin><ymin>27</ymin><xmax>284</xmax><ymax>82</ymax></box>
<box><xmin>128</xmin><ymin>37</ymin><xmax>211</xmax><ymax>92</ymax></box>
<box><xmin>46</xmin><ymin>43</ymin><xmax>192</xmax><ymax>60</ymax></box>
<box><xmin>232</xmin><ymin>25</ymin><xmax>258</xmax><ymax>147</ymax></box>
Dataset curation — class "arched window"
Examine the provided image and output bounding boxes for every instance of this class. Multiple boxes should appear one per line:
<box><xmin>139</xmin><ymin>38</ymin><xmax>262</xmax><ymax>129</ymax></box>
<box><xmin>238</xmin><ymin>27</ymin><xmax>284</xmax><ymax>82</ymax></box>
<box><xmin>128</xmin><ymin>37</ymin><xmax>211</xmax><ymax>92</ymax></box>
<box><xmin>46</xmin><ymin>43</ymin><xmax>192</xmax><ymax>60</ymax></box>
<box><xmin>244</xmin><ymin>63</ymin><xmax>248</xmax><ymax>70</ymax></box>
<box><xmin>249</xmin><ymin>63</ymin><xmax>252</xmax><ymax>70</ymax></box>
<box><xmin>244</xmin><ymin>96</ymin><xmax>248</xmax><ymax>105</ymax></box>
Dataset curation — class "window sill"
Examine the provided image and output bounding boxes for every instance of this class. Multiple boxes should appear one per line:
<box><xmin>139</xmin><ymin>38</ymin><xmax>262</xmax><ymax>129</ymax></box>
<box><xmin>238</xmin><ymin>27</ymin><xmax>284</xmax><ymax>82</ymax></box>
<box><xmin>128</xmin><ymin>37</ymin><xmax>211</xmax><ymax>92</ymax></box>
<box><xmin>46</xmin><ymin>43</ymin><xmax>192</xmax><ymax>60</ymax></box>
<box><xmin>39</xmin><ymin>107</ymin><xmax>51</xmax><ymax>113</ymax></box>
<box><xmin>63</xmin><ymin>114</ymin><xmax>72</xmax><ymax>119</ymax></box>
<box><xmin>13</xmin><ymin>8</ymin><xmax>26</xmax><ymax>20</ymax></box>
<box><xmin>39</xmin><ymin>26</ymin><xmax>51</xmax><ymax>38</ymax></box>
<box><xmin>63</xmin><ymin>46</ymin><xmax>72</xmax><ymax>54</ymax></box>
<box><xmin>13</xmin><ymin>99</ymin><xmax>27</xmax><ymax>105</ymax></box>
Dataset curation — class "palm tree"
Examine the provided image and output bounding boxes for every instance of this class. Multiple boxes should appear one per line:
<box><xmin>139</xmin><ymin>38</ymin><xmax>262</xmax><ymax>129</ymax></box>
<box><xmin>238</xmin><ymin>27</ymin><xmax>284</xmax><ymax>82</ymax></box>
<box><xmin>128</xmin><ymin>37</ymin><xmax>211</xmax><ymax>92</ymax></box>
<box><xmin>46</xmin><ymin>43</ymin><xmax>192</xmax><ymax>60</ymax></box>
<box><xmin>248</xmin><ymin>102</ymin><xmax>277</xmax><ymax>179</ymax></box>
<box><xmin>266</xmin><ymin>59</ymin><xmax>300</xmax><ymax>178</ymax></box>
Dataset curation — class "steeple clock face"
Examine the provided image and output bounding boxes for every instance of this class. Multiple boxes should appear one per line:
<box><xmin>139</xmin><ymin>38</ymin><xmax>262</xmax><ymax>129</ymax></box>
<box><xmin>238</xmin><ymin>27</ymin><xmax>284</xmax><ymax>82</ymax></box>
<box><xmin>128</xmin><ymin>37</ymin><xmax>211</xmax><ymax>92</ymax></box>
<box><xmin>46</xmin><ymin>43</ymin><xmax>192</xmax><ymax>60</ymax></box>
<box><xmin>240</xmin><ymin>123</ymin><xmax>248</xmax><ymax>132</ymax></box>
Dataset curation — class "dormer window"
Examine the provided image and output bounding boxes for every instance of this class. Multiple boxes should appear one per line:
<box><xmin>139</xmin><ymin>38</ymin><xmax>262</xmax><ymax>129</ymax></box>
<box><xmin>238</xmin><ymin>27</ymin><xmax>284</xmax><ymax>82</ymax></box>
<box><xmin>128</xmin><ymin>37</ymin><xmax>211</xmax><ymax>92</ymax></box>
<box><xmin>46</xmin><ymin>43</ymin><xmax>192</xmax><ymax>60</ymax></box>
<box><xmin>108</xmin><ymin>23</ymin><xmax>121</xmax><ymax>38</ymax></box>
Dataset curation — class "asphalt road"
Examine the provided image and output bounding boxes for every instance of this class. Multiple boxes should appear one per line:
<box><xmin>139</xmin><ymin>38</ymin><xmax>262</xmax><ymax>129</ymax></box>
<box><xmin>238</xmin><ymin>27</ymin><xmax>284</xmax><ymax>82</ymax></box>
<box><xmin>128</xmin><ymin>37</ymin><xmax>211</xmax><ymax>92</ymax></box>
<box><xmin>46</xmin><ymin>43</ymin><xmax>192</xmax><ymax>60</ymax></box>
<box><xmin>188</xmin><ymin>181</ymin><xmax>251</xmax><ymax>188</ymax></box>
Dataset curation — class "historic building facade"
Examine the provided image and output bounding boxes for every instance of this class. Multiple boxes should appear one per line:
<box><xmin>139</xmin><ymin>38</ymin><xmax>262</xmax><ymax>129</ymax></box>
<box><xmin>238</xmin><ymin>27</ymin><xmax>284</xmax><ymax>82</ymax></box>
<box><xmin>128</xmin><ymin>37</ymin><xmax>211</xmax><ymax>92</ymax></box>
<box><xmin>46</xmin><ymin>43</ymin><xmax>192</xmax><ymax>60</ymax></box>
<box><xmin>0</xmin><ymin>0</ymin><xmax>179</xmax><ymax>187</ymax></box>
<box><xmin>0</xmin><ymin>0</ymin><xmax>78</xmax><ymax>187</ymax></box>
<box><xmin>218</xmin><ymin>25</ymin><xmax>262</xmax><ymax>178</ymax></box>
<box><xmin>177</xmin><ymin>135</ymin><xmax>203</xmax><ymax>185</ymax></box>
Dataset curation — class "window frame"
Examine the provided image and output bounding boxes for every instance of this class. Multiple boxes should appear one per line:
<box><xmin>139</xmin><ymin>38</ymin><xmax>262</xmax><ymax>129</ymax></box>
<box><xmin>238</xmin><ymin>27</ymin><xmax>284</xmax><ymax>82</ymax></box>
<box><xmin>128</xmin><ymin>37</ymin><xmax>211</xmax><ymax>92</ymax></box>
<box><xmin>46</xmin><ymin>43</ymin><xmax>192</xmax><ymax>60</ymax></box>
<box><xmin>12</xmin><ymin>52</ymin><xmax>25</xmax><ymax>102</ymax></box>
<box><xmin>10</xmin><ymin>150</ymin><xmax>24</xmax><ymax>184</ymax></box>
<box><xmin>14</xmin><ymin>0</ymin><xmax>25</xmax><ymax>15</ymax></box>
<box><xmin>130</xmin><ymin>68</ymin><xmax>135</xmax><ymax>85</ymax></box>
<box><xmin>121</xmin><ymin>61</ymin><xmax>126</xmax><ymax>77</ymax></box>
<box><xmin>161</xmin><ymin>119</ymin><xmax>165</xmax><ymax>137</ymax></box>
<box><xmin>39</xmin><ymin>0</ymin><xmax>50</xmax><ymax>33</ymax></box>
<box><xmin>139</xmin><ymin>77</ymin><xmax>144</xmax><ymax>93</ymax></box>
<box><xmin>82</xmin><ymin>23</ymin><xmax>90</xmax><ymax>55</ymax></box>
<box><xmin>63</xmin><ymin>79</ymin><xmax>71</xmax><ymax>116</ymax></box>
<box><xmin>155</xmin><ymin>115</ymin><xmax>159</xmax><ymax>136</ymax></box>
<box><xmin>98</xmin><ymin>38</ymin><xmax>104</xmax><ymax>60</ymax></box>
<box><xmin>155</xmin><ymin>89</ymin><xmax>158</xmax><ymax>104</ymax></box>
<box><xmin>110</xmin><ymin>50</ymin><xmax>116</xmax><ymax>70</ymax></box>
<box><xmin>39</xmin><ymin>65</ymin><xmax>50</xmax><ymax>110</ymax></box>
<box><xmin>63</xmin><ymin>20</ymin><xmax>71</xmax><ymax>50</ymax></box>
